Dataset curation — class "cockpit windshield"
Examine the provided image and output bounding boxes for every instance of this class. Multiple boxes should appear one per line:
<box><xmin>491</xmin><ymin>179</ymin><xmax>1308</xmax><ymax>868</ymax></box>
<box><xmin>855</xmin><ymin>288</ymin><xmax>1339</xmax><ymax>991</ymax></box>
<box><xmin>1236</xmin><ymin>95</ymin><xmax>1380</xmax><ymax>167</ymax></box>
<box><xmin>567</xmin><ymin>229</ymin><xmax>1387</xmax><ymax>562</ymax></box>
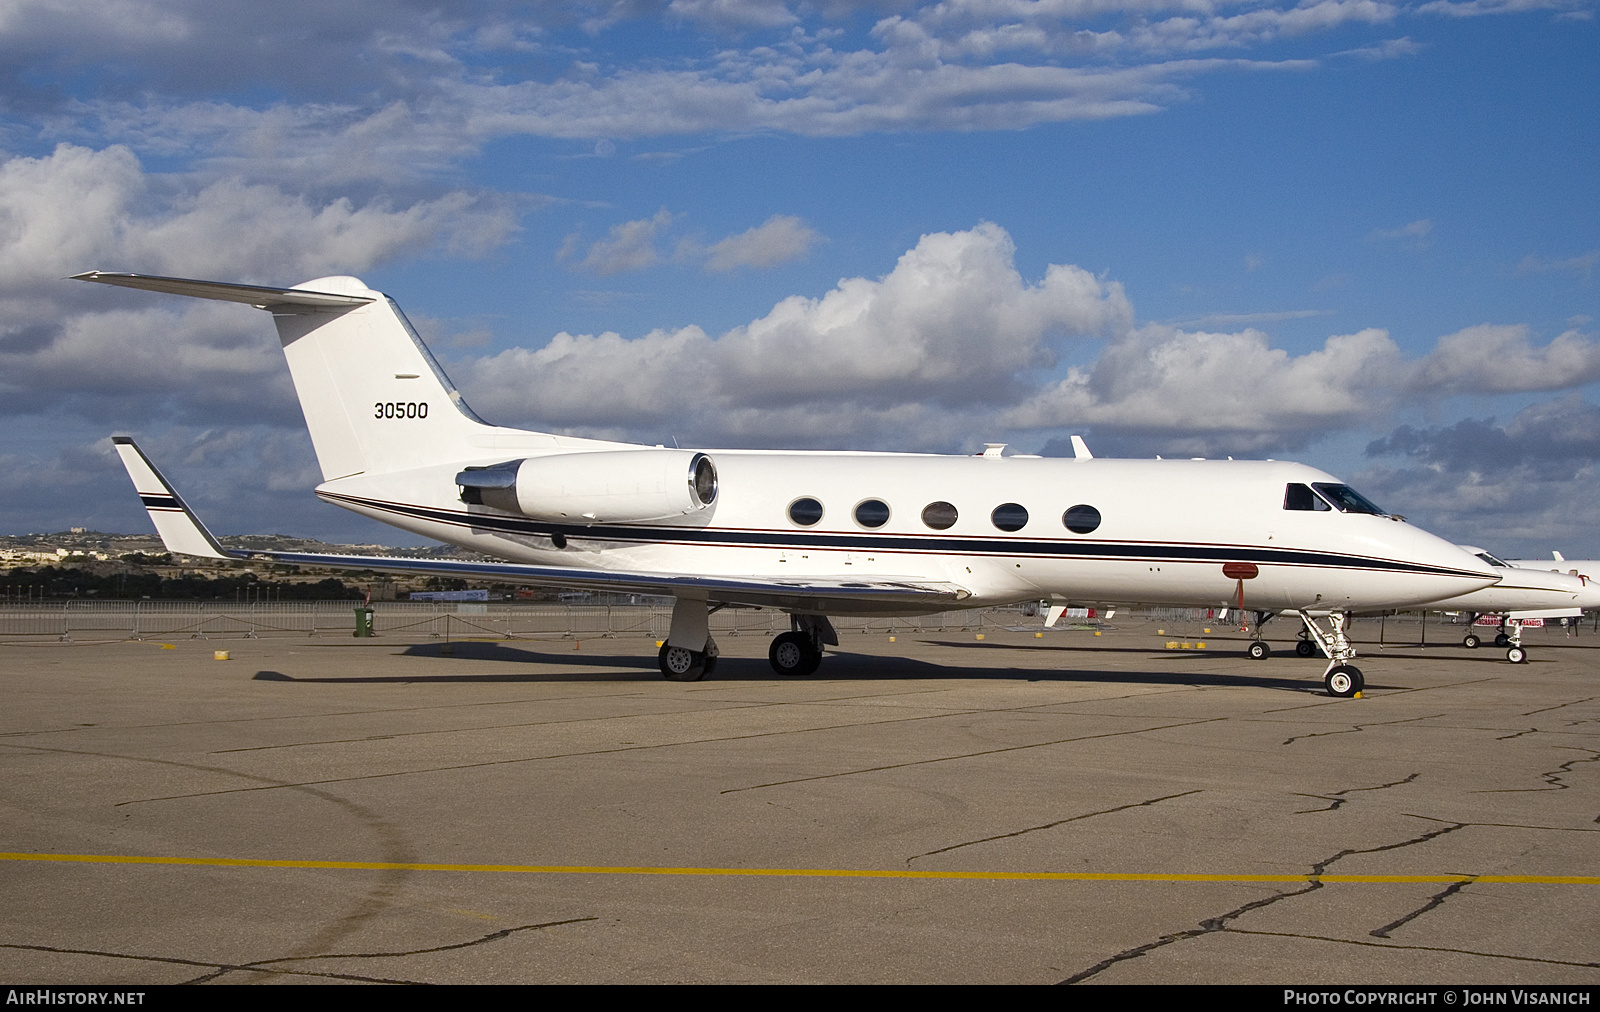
<box><xmin>1475</xmin><ymin>552</ymin><xmax>1511</xmax><ymax>568</ymax></box>
<box><xmin>1311</xmin><ymin>483</ymin><xmax>1386</xmax><ymax>516</ymax></box>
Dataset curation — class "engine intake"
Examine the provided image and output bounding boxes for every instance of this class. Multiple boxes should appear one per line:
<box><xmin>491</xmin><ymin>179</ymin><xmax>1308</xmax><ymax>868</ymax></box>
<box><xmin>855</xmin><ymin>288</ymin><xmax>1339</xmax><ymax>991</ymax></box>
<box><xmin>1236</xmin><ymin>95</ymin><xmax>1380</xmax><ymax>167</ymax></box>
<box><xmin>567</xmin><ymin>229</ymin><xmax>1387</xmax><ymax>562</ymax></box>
<box><xmin>457</xmin><ymin>449</ymin><xmax>717</xmax><ymax>524</ymax></box>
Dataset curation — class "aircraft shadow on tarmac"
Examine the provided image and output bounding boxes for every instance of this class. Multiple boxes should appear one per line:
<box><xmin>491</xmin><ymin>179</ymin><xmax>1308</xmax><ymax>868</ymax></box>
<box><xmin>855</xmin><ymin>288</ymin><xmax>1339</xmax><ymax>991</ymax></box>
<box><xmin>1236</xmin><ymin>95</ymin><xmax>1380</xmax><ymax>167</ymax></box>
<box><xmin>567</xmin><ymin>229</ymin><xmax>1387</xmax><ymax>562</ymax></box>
<box><xmin>938</xmin><ymin>637</ymin><xmax>1551</xmax><ymax>670</ymax></box>
<box><xmin>248</xmin><ymin>641</ymin><xmax>1356</xmax><ymax>693</ymax></box>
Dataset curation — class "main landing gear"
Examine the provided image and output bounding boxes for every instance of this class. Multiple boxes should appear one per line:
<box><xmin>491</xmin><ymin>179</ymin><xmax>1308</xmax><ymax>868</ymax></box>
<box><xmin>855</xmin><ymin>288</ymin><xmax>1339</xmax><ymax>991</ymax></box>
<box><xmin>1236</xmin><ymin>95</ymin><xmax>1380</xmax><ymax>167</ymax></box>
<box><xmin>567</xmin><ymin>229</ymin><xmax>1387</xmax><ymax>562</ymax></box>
<box><xmin>659</xmin><ymin>640</ymin><xmax>717</xmax><ymax>681</ymax></box>
<box><xmin>768</xmin><ymin>615</ymin><xmax>838</xmax><ymax>677</ymax></box>
<box><xmin>658</xmin><ymin>597</ymin><xmax>719</xmax><ymax>682</ymax></box>
<box><xmin>657</xmin><ymin>602</ymin><xmax>844</xmax><ymax>681</ymax></box>
<box><xmin>1294</xmin><ymin>610</ymin><xmax>1364</xmax><ymax>697</ymax></box>
<box><xmin>1244</xmin><ymin>610</ymin><xmax>1278</xmax><ymax>660</ymax></box>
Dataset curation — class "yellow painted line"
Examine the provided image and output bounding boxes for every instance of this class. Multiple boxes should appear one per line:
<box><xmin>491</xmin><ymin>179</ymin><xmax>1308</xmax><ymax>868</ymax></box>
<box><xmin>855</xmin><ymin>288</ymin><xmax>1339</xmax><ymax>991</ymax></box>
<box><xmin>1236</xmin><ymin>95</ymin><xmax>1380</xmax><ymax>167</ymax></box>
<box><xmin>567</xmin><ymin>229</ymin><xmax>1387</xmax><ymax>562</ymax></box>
<box><xmin>3</xmin><ymin>852</ymin><xmax>1597</xmax><ymax>884</ymax></box>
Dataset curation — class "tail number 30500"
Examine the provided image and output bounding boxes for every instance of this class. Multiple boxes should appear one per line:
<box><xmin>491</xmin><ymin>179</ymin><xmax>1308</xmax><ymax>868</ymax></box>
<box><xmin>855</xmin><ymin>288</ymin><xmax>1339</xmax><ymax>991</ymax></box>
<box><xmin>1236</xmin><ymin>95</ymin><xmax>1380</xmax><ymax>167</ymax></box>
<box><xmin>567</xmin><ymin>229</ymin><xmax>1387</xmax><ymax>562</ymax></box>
<box><xmin>375</xmin><ymin>402</ymin><xmax>428</xmax><ymax>419</ymax></box>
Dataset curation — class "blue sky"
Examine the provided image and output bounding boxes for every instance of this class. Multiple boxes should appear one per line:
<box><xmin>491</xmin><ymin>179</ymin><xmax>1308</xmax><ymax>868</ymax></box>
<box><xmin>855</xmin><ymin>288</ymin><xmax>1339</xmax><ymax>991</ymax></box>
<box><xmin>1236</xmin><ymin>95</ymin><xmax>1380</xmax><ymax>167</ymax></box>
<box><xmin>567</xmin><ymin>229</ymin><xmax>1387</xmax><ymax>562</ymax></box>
<box><xmin>1</xmin><ymin>0</ymin><xmax>1596</xmax><ymax>555</ymax></box>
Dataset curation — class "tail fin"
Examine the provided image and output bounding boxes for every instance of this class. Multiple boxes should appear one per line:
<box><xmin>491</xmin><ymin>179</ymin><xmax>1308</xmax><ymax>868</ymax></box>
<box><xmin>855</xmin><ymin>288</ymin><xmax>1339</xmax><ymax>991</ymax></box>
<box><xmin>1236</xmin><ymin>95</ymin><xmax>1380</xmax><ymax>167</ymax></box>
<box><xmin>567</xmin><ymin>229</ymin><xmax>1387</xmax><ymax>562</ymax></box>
<box><xmin>75</xmin><ymin>272</ymin><xmax>490</xmax><ymax>480</ymax></box>
<box><xmin>111</xmin><ymin>436</ymin><xmax>234</xmax><ymax>560</ymax></box>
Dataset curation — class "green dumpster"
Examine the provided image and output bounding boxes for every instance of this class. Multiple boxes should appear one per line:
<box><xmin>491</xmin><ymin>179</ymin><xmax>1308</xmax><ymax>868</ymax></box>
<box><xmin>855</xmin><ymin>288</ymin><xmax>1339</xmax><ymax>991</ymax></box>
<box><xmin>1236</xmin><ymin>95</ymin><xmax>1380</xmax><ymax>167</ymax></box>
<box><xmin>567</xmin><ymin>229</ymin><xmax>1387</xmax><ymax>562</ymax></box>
<box><xmin>353</xmin><ymin>607</ymin><xmax>375</xmax><ymax>637</ymax></box>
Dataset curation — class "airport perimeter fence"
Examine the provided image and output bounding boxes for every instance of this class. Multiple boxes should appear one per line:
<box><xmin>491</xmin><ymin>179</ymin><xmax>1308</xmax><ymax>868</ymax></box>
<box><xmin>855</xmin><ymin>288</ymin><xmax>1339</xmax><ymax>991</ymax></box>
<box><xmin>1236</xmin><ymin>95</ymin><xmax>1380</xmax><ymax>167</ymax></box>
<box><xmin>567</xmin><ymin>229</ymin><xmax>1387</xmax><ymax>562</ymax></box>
<box><xmin>0</xmin><ymin>599</ymin><xmax>1060</xmax><ymax>643</ymax></box>
<box><xmin>0</xmin><ymin>600</ymin><xmax>1490</xmax><ymax>644</ymax></box>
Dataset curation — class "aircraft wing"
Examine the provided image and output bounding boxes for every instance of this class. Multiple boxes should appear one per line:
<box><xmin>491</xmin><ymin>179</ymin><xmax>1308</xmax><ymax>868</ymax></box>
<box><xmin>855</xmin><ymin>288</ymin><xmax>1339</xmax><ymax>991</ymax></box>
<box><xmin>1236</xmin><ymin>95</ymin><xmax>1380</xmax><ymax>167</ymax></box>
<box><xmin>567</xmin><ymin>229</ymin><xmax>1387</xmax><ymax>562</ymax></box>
<box><xmin>233</xmin><ymin>551</ymin><xmax>970</xmax><ymax>611</ymax></box>
<box><xmin>111</xmin><ymin>436</ymin><xmax>970</xmax><ymax>612</ymax></box>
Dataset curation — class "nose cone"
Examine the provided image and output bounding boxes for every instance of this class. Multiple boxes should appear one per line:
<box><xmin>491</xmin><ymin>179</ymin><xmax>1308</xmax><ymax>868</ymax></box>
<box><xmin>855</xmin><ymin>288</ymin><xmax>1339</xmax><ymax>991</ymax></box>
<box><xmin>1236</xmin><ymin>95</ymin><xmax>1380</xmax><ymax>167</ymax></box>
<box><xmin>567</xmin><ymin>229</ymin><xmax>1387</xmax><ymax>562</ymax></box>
<box><xmin>1575</xmin><ymin>579</ymin><xmax>1600</xmax><ymax>611</ymax></box>
<box><xmin>1359</xmin><ymin>524</ymin><xmax>1500</xmax><ymax>608</ymax></box>
<box><xmin>1304</xmin><ymin>519</ymin><xmax>1497</xmax><ymax>611</ymax></box>
<box><xmin>1404</xmin><ymin>528</ymin><xmax>1502</xmax><ymax>584</ymax></box>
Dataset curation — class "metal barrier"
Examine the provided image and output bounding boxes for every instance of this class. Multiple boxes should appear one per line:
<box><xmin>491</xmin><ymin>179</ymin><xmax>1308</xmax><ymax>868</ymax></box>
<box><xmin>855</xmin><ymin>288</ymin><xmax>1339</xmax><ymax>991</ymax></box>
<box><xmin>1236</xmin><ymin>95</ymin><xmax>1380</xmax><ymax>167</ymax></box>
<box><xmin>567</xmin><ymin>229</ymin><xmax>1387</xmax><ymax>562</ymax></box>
<box><xmin>0</xmin><ymin>600</ymin><xmax>1038</xmax><ymax>642</ymax></box>
<box><xmin>0</xmin><ymin>601</ymin><xmax>1504</xmax><ymax>645</ymax></box>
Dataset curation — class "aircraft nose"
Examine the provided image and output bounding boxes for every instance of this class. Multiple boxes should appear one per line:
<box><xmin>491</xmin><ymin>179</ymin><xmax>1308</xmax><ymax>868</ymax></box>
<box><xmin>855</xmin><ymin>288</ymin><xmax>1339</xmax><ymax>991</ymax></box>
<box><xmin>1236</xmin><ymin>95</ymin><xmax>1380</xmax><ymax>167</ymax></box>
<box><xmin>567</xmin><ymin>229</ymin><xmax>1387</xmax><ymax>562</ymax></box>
<box><xmin>1575</xmin><ymin>581</ymin><xmax>1600</xmax><ymax>610</ymax></box>
<box><xmin>1413</xmin><ymin>533</ymin><xmax>1500</xmax><ymax>589</ymax></box>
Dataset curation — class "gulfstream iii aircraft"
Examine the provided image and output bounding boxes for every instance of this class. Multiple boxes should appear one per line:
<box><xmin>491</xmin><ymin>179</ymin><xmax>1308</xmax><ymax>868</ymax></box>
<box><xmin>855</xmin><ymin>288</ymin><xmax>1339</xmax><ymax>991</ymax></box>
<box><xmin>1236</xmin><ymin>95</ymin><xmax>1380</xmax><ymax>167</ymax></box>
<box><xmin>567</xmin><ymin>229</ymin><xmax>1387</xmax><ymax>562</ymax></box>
<box><xmin>1415</xmin><ymin>547</ymin><xmax>1600</xmax><ymax>663</ymax></box>
<box><xmin>79</xmin><ymin>271</ymin><xmax>1501</xmax><ymax>697</ymax></box>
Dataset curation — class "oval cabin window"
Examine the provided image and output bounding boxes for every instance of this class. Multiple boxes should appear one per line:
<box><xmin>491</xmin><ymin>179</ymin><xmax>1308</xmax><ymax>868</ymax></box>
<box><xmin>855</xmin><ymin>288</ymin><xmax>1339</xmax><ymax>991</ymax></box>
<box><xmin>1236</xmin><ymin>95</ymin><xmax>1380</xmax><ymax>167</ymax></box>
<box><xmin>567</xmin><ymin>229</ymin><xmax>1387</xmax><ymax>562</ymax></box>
<box><xmin>921</xmin><ymin>501</ymin><xmax>958</xmax><ymax>530</ymax></box>
<box><xmin>854</xmin><ymin>499</ymin><xmax>891</xmax><ymax>528</ymax></box>
<box><xmin>991</xmin><ymin>503</ymin><xmax>1028</xmax><ymax>532</ymax></box>
<box><xmin>788</xmin><ymin>497</ymin><xmax>824</xmax><ymax>526</ymax></box>
<box><xmin>1063</xmin><ymin>504</ymin><xmax>1101</xmax><ymax>534</ymax></box>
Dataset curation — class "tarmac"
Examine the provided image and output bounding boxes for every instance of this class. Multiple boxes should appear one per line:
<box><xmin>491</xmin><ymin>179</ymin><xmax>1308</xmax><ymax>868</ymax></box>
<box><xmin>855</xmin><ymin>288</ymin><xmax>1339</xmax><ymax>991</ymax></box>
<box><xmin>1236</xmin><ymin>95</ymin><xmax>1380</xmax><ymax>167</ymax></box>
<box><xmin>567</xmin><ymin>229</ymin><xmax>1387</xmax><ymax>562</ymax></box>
<box><xmin>1</xmin><ymin>615</ymin><xmax>1596</xmax><ymax>985</ymax></box>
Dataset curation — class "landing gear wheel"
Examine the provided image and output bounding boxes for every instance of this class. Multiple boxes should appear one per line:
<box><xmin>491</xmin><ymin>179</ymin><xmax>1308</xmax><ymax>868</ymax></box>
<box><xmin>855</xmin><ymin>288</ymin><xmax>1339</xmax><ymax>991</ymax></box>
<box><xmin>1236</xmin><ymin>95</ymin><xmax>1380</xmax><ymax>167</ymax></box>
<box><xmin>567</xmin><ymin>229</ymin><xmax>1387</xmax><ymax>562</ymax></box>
<box><xmin>659</xmin><ymin>643</ymin><xmax>707</xmax><ymax>682</ymax></box>
<box><xmin>769</xmin><ymin>632</ymin><xmax>820</xmax><ymax>676</ymax></box>
<box><xmin>1295</xmin><ymin>639</ymin><xmax>1317</xmax><ymax>658</ymax></box>
<box><xmin>1247</xmin><ymin>640</ymin><xmax>1271</xmax><ymax>660</ymax></box>
<box><xmin>1507</xmin><ymin>646</ymin><xmax>1527</xmax><ymax>664</ymax></box>
<box><xmin>1494</xmin><ymin>633</ymin><xmax>1511</xmax><ymax>648</ymax></box>
<box><xmin>1463</xmin><ymin>634</ymin><xmax>1480</xmax><ymax>649</ymax></box>
<box><xmin>1324</xmin><ymin>664</ymin><xmax>1364</xmax><ymax>698</ymax></box>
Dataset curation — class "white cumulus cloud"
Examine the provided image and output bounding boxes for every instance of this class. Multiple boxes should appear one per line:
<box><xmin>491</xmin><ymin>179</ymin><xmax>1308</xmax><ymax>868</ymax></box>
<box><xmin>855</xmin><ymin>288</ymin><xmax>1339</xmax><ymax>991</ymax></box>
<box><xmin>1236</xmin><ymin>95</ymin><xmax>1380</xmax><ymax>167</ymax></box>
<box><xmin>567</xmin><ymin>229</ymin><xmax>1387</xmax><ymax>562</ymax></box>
<box><xmin>465</xmin><ymin>221</ymin><xmax>1132</xmax><ymax>445</ymax></box>
<box><xmin>700</xmin><ymin>214</ymin><xmax>824</xmax><ymax>271</ymax></box>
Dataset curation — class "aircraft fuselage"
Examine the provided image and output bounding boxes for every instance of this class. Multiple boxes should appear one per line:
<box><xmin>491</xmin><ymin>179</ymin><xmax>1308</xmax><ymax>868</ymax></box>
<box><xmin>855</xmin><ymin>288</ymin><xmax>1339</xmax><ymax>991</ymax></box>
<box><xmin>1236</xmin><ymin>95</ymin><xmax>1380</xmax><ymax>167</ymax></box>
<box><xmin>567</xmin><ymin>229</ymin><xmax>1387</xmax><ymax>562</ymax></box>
<box><xmin>318</xmin><ymin>452</ymin><xmax>1493</xmax><ymax>616</ymax></box>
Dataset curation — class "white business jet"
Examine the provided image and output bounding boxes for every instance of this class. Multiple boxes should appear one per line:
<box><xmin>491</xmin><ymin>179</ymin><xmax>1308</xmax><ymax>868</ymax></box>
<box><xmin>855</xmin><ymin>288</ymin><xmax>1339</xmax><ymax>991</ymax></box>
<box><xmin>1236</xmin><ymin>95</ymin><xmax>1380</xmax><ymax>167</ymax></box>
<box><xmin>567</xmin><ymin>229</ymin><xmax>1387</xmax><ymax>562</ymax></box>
<box><xmin>78</xmin><ymin>271</ymin><xmax>1500</xmax><ymax>697</ymax></box>
<box><xmin>1508</xmin><ymin>551</ymin><xmax>1598</xmax><ymax>581</ymax></box>
<box><xmin>1415</xmin><ymin>547</ymin><xmax>1600</xmax><ymax>663</ymax></box>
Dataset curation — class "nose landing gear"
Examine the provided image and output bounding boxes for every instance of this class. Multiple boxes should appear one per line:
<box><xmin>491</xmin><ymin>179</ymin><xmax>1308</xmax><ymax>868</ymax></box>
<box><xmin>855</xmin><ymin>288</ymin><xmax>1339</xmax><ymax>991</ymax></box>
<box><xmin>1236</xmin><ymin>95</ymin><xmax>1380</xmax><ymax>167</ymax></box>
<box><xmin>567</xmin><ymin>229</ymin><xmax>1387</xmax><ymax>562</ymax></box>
<box><xmin>1295</xmin><ymin>610</ymin><xmax>1364</xmax><ymax>697</ymax></box>
<box><xmin>1325</xmin><ymin>664</ymin><xmax>1363</xmax><ymax>698</ymax></box>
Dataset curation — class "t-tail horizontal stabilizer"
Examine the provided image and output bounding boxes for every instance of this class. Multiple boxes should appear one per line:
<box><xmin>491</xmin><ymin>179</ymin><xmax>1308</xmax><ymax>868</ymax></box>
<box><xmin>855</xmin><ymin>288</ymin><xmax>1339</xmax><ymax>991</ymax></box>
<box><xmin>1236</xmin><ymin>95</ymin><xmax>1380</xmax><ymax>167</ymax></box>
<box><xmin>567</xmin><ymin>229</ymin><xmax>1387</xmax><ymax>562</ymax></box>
<box><xmin>111</xmin><ymin>437</ymin><xmax>236</xmax><ymax>561</ymax></box>
<box><xmin>71</xmin><ymin>272</ymin><xmax>374</xmax><ymax>309</ymax></box>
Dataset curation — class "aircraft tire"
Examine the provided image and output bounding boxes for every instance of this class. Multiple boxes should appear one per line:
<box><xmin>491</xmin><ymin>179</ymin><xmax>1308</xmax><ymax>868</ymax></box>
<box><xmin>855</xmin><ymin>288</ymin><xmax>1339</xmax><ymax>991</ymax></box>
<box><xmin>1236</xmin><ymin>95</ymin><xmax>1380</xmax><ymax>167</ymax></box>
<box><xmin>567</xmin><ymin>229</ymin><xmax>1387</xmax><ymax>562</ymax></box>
<box><xmin>1507</xmin><ymin>646</ymin><xmax>1527</xmax><ymax>664</ymax></box>
<box><xmin>1247</xmin><ymin>640</ymin><xmax>1270</xmax><ymax>660</ymax></box>
<box><xmin>1494</xmin><ymin>633</ymin><xmax>1511</xmax><ymax>648</ymax></box>
<box><xmin>1295</xmin><ymin>639</ymin><xmax>1317</xmax><ymax>658</ymax></box>
<box><xmin>1324</xmin><ymin>664</ymin><xmax>1363</xmax><ymax>698</ymax></box>
<box><xmin>1463</xmin><ymin>634</ymin><xmax>1480</xmax><ymax>649</ymax></box>
<box><xmin>659</xmin><ymin>643</ymin><xmax>707</xmax><ymax>682</ymax></box>
<box><xmin>769</xmin><ymin>632</ymin><xmax>818</xmax><ymax>677</ymax></box>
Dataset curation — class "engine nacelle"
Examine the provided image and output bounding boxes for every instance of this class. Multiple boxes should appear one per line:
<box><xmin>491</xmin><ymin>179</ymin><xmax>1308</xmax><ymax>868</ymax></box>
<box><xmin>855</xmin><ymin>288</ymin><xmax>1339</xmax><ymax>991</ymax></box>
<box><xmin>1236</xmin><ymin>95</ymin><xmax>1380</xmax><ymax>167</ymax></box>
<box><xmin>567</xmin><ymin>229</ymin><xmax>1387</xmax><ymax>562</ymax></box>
<box><xmin>456</xmin><ymin>449</ymin><xmax>717</xmax><ymax>524</ymax></box>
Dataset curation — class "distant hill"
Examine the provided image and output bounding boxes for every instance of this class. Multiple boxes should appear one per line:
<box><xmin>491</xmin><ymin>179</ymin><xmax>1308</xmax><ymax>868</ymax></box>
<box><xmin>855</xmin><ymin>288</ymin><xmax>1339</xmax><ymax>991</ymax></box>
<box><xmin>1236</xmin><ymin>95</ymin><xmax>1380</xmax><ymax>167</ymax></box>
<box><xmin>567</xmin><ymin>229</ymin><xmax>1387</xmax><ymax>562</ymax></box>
<box><xmin>1</xmin><ymin>531</ymin><xmax>483</xmax><ymax>559</ymax></box>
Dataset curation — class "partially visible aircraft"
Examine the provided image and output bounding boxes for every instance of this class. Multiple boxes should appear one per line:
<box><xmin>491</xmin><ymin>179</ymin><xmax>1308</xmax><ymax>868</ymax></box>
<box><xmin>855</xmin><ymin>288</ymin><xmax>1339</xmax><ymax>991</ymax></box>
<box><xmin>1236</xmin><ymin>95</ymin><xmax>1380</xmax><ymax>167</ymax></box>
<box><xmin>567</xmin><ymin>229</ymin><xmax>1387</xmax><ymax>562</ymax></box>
<box><xmin>1507</xmin><ymin>551</ymin><xmax>1598</xmax><ymax>582</ymax></box>
<box><xmin>1406</xmin><ymin>547</ymin><xmax>1600</xmax><ymax>663</ymax></box>
<box><xmin>80</xmin><ymin>270</ymin><xmax>1501</xmax><ymax>698</ymax></box>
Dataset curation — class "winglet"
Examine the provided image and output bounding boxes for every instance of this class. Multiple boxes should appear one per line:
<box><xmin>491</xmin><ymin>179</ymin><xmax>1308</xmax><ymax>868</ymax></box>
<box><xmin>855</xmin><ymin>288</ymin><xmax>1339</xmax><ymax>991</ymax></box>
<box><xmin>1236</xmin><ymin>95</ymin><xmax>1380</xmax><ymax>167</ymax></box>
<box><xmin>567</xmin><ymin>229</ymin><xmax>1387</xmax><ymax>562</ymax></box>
<box><xmin>111</xmin><ymin>437</ymin><xmax>236</xmax><ymax>560</ymax></box>
<box><xmin>1070</xmin><ymin>435</ymin><xmax>1094</xmax><ymax>460</ymax></box>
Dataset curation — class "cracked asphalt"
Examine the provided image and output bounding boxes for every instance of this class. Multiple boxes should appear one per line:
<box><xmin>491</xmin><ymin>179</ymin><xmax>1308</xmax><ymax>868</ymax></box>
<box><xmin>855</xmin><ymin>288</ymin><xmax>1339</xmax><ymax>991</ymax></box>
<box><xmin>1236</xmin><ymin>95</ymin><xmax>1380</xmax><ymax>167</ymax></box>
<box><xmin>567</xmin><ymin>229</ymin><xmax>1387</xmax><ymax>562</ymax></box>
<box><xmin>1</xmin><ymin>616</ymin><xmax>1597</xmax><ymax>984</ymax></box>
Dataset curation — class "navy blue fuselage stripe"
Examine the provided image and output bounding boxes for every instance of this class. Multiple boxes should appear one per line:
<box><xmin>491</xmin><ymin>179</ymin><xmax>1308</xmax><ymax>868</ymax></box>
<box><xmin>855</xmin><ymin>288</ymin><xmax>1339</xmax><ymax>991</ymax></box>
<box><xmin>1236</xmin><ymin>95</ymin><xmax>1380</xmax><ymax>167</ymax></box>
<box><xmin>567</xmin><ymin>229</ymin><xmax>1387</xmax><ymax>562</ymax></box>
<box><xmin>317</xmin><ymin>491</ymin><xmax>1479</xmax><ymax>579</ymax></box>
